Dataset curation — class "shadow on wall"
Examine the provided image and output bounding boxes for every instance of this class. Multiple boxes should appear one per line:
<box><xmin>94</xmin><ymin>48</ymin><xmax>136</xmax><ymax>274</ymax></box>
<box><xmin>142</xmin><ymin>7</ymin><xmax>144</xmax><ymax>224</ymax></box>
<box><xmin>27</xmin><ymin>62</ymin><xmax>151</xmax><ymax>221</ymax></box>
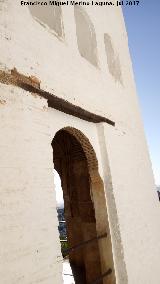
<box><xmin>96</xmin><ymin>124</ymin><xmax>128</xmax><ymax>284</ymax></box>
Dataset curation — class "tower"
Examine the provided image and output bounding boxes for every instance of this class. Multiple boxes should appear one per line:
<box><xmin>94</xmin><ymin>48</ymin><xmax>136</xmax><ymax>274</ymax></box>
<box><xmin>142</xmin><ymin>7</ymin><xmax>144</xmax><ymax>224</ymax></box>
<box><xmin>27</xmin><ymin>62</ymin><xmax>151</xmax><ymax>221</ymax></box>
<box><xmin>0</xmin><ymin>1</ymin><xmax>160</xmax><ymax>283</ymax></box>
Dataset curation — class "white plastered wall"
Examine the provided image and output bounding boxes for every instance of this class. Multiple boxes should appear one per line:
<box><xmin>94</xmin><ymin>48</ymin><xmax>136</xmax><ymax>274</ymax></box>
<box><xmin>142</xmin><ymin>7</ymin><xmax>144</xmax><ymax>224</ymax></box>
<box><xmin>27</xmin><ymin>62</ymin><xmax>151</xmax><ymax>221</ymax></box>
<box><xmin>0</xmin><ymin>85</ymin><xmax>107</xmax><ymax>284</ymax></box>
<box><xmin>0</xmin><ymin>85</ymin><xmax>62</xmax><ymax>284</ymax></box>
<box><xmin>0</xmin><ymin>0</ymin><xmax>160</xmax><ymax>283</ymax></box>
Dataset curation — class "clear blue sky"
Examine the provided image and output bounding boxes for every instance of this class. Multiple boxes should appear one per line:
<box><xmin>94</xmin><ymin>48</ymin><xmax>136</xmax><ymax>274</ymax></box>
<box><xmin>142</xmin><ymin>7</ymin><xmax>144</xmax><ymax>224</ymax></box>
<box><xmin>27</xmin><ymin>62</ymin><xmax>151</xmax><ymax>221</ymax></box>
<box><xmin>123</xmin><ymin>0</ymin><xmax>160</xmax><ymax>185</ymax></box>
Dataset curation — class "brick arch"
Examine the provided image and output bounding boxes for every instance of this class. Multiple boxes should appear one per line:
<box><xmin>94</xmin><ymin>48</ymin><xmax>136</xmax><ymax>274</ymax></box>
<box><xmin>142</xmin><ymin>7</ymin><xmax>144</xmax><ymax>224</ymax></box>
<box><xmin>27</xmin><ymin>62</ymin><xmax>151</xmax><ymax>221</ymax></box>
<box><xmin>62</xmin><ymin>126</ymin><xmax>98</xmax><ymax>171</ymax></box>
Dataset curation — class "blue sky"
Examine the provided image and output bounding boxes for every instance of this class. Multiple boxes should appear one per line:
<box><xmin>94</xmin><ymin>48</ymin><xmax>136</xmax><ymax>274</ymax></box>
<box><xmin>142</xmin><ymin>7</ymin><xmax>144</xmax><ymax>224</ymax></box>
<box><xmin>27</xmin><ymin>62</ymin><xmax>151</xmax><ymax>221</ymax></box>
<box><xmin>123</xmin><ymin>0</ymin><xmax>160</xmax><ymax>185</ymax></box>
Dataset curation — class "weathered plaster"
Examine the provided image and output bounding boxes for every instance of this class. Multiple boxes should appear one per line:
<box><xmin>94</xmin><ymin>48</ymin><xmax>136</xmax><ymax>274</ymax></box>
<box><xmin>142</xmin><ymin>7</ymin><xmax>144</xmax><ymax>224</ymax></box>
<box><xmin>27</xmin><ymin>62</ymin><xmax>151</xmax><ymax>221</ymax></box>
<box><xmin>0</xmin><ymin>69</ymin><xmax>115</xmax><ymax>125</ymax></box>
<box><xmin>104</xmin><ymin>33</ymin><xmax>123</xmax><ymax>84</ymax></box>
<box><xmin>0</xmin><ymin>1</ymin><xmax>160</xmax><ymax>283</ymax></box>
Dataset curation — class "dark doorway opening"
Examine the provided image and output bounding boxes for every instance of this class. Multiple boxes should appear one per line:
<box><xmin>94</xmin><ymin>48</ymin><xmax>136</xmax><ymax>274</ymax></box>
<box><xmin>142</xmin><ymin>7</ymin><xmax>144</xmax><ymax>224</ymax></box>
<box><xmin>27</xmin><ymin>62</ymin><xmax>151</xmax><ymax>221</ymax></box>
<box><xmin>52</xmin><ymin>127</ymin><xmax>115</xmax><ymax>284</ymax></box>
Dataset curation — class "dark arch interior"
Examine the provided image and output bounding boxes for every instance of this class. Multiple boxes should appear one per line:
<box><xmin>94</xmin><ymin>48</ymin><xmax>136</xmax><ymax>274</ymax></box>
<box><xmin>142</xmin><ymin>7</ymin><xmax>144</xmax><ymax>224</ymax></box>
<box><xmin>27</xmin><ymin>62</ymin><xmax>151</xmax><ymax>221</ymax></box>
<box><xmin>52</xmin><ymin>129</ymin><xmax>103</xmax><ymax>284</ymax></box>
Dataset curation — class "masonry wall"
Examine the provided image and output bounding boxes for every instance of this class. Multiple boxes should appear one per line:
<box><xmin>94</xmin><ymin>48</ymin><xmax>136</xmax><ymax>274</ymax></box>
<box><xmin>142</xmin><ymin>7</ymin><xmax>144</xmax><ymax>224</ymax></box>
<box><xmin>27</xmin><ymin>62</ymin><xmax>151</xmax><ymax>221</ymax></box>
<box><xmin>1</xmin><ymin>0</ymin><xmax>160</xmax><ymax>283</ymax></box>
<box><xmin>0</xmin><ymin>86</ymin><xmax>62</xmax><ymax>284</ymax></box>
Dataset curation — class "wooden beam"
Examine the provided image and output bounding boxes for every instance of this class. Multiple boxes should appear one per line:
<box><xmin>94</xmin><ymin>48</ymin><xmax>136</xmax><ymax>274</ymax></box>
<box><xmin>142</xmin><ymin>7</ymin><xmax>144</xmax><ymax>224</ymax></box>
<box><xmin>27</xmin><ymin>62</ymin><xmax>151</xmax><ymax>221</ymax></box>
<box><xmin>0</xmin><ymin>69</ymin><xmax>115</xmax><ymax>126</ymax></box>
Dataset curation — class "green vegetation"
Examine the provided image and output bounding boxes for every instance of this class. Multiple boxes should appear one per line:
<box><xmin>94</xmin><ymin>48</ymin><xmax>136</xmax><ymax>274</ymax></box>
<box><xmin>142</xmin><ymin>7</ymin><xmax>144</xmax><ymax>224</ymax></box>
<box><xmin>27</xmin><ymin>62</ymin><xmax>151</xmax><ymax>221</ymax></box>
<box><xmin>60</xmin><ymin>239</ymin><xmax>69</xmax><ymax>258</ymax></box>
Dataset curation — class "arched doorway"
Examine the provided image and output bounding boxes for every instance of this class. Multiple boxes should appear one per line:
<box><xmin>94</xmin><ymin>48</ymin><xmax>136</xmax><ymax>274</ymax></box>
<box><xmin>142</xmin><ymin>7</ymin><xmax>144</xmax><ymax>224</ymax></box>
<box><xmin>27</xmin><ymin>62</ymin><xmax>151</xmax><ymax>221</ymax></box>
<box><xmin>52</xmin><ymin>127</ymin><xmax>115</xmax><ymax>284</ymax></box>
